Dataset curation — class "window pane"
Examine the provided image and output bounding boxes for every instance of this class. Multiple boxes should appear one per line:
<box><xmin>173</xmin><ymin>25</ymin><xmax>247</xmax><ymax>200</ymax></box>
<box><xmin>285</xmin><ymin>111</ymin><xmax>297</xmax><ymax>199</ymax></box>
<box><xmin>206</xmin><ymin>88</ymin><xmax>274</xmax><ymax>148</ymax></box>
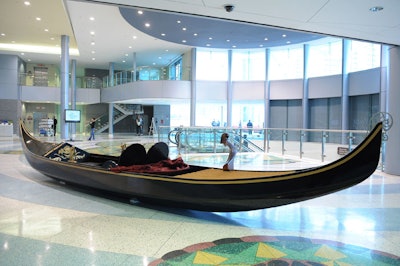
<box><xmin>196</xmin><ymin>49</ymin><xmax>228</xmax><ymax>80</ymax></box>
<box><xmin>232</xmin><ymin>101</ymin><xmax>264</xmax><ymax>129</ymax></box>
<box><xmin>308</xmin><ymin>39</ymin><xmax>342</xmax><ymax>78</ymax></box>
<box><xmin>348</xmin><ymin>40</ymin><xmax>381</xmax><ymax>73</ymax></box>
<box><xmin>232</xmin><ymin>50</ymin><xmax>266</xmax><ymax>80</ymax></box>
<box><xmin>196</xmin><ymin>101</ymin><xmax>227</xmax><ymax>126</ymax></box>
<box><xmin>269</xmin><ymin>46</ymin><xmax>303</xmax><ymax>80</ymax></box>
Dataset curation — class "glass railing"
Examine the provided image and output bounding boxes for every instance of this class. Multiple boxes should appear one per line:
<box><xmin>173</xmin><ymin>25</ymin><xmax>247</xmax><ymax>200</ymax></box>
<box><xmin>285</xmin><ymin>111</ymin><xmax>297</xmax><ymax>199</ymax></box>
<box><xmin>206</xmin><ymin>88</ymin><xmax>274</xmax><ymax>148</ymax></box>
<box><xmin>158</xmin><ymin>126</ymin><xmax>379</xmax><ymax>165</ymax></box>
<box><xmin>19</xmin><ymin>73</ymin><xmax>103</xmax><ymax>89</ymax></box>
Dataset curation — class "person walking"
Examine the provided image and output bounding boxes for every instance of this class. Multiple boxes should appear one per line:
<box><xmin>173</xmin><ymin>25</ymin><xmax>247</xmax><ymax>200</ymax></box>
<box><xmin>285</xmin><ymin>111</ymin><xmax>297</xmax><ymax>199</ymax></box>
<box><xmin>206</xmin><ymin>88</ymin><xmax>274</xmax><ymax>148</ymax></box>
<box><xmin>88</xmin><ymin>117</ymin><xmax>96</xmax><ymax>140</ymax></box>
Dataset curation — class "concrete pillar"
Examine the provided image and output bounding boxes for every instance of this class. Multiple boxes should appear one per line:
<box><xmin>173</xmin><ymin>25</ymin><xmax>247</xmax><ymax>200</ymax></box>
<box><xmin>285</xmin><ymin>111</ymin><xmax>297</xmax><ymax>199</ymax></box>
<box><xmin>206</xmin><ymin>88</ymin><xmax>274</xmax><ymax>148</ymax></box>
<box><xmin>60</xmin><ymin>35</ymin><xmax>70</xmax><ymax>140</ymax></box>
<box><xmin>70</xmin><ymin>59</ymin><xmax>76</xmax><ymax>139</ymax></box>
<box><xmin>226</xmin><ymin>49</ymin><xmax>233</xmax><ymax>127</ymax></box>
<box><xmin>302</xmin><ymin>44</ymin><xmax>310</xmax><ymax>129</ymax></box>
<box><xmin>384</xmin><ymin>46</ymin><xmax>400</xmax><ymax>175</ymax></box>
<box><xmin>341</xmin><ymin>39</ymin><xmax>350</xmax><ymax>132</ymax></box>
<box><xmin>132</xmin><ymin>52</ymin><xmax>137</xmax><ymax>82</ymax></box>
<box><xmin>190</xmin><ymin>48</ymin><xmax>196</xmax><ymax>126</ymax></box>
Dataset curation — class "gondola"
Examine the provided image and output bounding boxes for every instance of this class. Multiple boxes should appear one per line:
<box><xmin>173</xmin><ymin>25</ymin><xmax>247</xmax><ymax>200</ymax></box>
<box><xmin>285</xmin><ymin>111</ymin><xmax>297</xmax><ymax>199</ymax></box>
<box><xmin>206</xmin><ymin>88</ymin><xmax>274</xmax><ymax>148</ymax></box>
<box><xmin>20</xmin><ymin>121</ymin><xmax>382</xmax><ymax>212</ymax></box>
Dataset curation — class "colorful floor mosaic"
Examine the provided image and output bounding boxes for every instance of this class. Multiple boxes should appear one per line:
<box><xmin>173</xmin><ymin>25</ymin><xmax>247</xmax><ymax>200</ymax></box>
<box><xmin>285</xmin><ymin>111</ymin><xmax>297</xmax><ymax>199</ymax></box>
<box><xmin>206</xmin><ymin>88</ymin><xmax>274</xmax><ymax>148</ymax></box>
<box><xmin>150</xmin><ymin>235</ymin><xmax>400</xmax><ymax>266</ymax></box>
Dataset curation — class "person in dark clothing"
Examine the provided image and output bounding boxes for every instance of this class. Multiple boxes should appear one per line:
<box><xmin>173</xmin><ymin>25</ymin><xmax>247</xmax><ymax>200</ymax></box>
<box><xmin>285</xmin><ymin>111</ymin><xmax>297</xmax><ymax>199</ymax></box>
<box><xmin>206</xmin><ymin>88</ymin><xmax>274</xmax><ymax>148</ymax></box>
<box><xmin>247</xmin><ymin>120</ymin><xmax>253</xmax><ymax>135</ymax></box>
<box><xmin>88</xmin><ymin>117</ymin><xmax>96</xmax><ymax>140</ymax></box>
<box><xmin>52</xmin><ymin>116</ymin><xmax>57</xmax><ymax>136</ymax></box>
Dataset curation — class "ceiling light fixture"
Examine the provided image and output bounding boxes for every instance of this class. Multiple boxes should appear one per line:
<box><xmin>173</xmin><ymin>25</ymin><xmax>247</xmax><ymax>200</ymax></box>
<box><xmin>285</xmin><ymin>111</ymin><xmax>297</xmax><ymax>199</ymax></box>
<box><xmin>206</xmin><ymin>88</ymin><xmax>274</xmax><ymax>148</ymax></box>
<box><xmin>145</xmin><ymin>23</ymin><xmax>150</xmax><ymax>27</ymax></box>
<box><xmin>137</xmin><ymin>10</ymin><xmax>143</xmax><ymax>14</ymax></box>
<box><xmin>89</xmin><ymin>17</ymin><xmax>95</xmax><ymax>21</ymax></box>
<box><xmin>36</xmin><ymin>17</ymin><xmax>41</xmax><ymax>21</ymax></box>
<box><xmin>369</xmin><ymin>6</ymin><xmax>383</xmax><ymax>12</ymax></box>
<box><xmin>24</xmin><ymin>1</ymin><xmax>31</xmax><ymax>6</ymax></box>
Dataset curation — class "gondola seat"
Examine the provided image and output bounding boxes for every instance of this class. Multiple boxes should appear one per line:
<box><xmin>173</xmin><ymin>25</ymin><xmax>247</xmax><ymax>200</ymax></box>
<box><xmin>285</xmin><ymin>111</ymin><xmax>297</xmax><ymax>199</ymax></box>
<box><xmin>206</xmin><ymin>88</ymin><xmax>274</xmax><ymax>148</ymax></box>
<box><xmin>145</xmin><ymin>142</ymin><xmax>169</xmax><ymax>164</ymax></box>
<box><xmin>118</xmin><ymin>143</ymin><xmax>146</xmax><ymax>166</ymax></box>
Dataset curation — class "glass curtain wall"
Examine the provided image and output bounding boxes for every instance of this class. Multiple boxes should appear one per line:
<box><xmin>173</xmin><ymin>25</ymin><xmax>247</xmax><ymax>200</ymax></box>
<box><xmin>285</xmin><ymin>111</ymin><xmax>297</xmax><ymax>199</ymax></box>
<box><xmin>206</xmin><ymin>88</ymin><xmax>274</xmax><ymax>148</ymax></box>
<box><xmin>231</xmin><ymin>50</ymin><xmax>266</xmax><ymax>81</ymax></box>
<box><xmin>195</xmin><ymin>49</ymin><xmax>229</xmax><ymax>126</ymax></box>
<box><xmin>268</xmin><ymin>46</ymin><xmax>303</xmax><ymax>80</ymax></box>
<box><xmin>308</xmin><ymin>39</ymin><xmax>342</xmax><ymax>78</ymax></box>
<box><xmin>348</xmin><ymin>41</ymin><xmax>381</xmax><ymax>73</ymax></box>
<box><xmin>170</xmin><ymin>38</ymin><xmax>382</xmax><ymax>130</ymax></box>
<box><xmin>196</xmin><ymin>49</ymin><xmax>228</xmax><ymax>81</ymax></box>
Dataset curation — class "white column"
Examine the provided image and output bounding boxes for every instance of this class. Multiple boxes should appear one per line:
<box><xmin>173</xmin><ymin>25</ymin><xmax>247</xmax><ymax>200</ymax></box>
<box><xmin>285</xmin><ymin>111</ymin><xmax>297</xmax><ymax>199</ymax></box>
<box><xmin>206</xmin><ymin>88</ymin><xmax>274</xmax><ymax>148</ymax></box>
<box><xmin>384</xmin><ymin>46</ymin><xmax>400</xmax><ymax>175</ymax></box>
<box><xmin>60</xmin><ymin>35</ymin><xmax>70</xmax><ymax>140</ymax></box>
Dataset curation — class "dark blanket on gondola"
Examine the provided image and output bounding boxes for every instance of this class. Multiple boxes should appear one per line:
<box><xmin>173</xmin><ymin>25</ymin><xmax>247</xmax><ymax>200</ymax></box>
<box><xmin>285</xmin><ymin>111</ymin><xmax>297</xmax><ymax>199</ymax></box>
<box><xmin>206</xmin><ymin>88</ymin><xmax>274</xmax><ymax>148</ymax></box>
<box><xmin>110</xmin><ymin>157</ymin><xmax>189</xmax><ymax>174</ymax></box>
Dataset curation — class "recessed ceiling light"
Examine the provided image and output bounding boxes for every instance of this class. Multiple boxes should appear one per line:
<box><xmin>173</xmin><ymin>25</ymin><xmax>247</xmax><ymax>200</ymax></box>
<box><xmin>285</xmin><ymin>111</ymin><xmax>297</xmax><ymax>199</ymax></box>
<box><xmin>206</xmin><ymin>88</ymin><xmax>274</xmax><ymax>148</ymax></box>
<box><xmin>36</xmin><ymin>17</ymin><xmax>41</xmax><ymax>21</ymax></box>
<box><xmin>89</xmin><ymin>17</ymin><xmax>95</xmax><ymax>21</ymax></box>
<box><xmin>264</xmin><ymin>37</ymin><xmax>268</xmax><ymax>41</ymax></box>
<box><xmin>226</xmin><ymin>39</ymin><xmax>230</xmax><ymax>42</ymax></box>
<box><xmin>91</xmin><ymin>51</ymin><xmax>95</xmax><ymax>54</ymax></box>
<box><xmin>161</xmin><ymin>33</ymin><xmax>166</xmax><ymax>36</ymax></box>
<box><xmin>137</xmin><ymin>10</ymin><xmax>143</xmax><ymax>14</ymax></box>
<box><xmin>286</xmin><ymin>41</ymin><xmax>291</xmax><ymax>44</ymax></box>
<box><xmin>282</xmin><ymin>34</ymin><xmax>287</xmax><ymax>38</ymax></box>
<box><xmin>182</xmin><ymin>40</ymin><xmax>187</xmax><ymax>43</ymax></box>
<box><xmin>1</xmin><ymin>33</ymin><xmax>5</xmax><ymax>36</ymax></box>
<box><xmin>145</xmin><ymin>23</ymin><xmax>150</xmax><ymax>27</ymax></box>
<box><xmin>50</xmin><ymin>37</ymin><xmax>54</xmax><ymax>40</ymax></box>
<box><xmin>133</xmin><ymin>36</ymin><xmax>137</xmax><ymax>39</ymax></box>
<box><xmin>182</xmin><ymin>27</ymin><xmax>187</xmax><ymax>31</ymax></box>
<box><xmin>177</xmin><ymin>20</ymin><xmax>181</xmax><ymax>24</ymax></box>
<box><xmin>24</xmin><ymin>1</ymin><xmax>31</xmax><ymax>6</ymax></box>
<box><xmin>90</xmin><ymin>31</ymin><xmax>95</xmax><ymax>35</ymax></box>
<box><xmin>128</xmin><ymin>46</ymin><xmax>132</xmax><ymax>49</ymax></box>
<box><xmin>232</xmin><ymin>45</ymin><xmax>237</xmax><ymax>48</ymax></box>
<box><xmin>209</xmin><ymin>37</ymin><xmax>213</xmax><ymax>40</ymax></box>
<box><xmin>206</xmin><ymin>44</ymin><xmax>211</xmax><ymax>47</ymax></box>
<box><xmin>92</xmin><ymin>58</ymin><xmax>96</xmax><ymax>60</ymax></box>
<box><xmin>193</xmin><ymin>33</ymin><xmax>198</xmax><ymax>36</ymax></box>
<box><xmin>91</xmin><ymin>41</ymin><xmax>95</xmax><ymax>45</ymax></box>
<box><xmin>125</xmin><ymin>54</ymin><xmax>128</xmax><ymax>56</ymax></box>
<box><xmin>44</xmin><ymin>29</ymin><xmax>49</xmax><ymax>32</ymax></box>
<box><xmin>369</xmin><ymin>6</ymin><xmax>383</xmax><ymax>12</ymax></box>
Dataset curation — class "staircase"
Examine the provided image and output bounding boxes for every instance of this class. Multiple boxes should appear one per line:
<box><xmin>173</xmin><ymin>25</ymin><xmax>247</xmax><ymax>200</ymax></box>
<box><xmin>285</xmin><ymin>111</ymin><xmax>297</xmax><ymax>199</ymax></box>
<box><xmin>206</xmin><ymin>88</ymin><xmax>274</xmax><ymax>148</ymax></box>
<box><xmin>95</xmin><ymin>103</ymin><xmax>142</xmax><ymax>133</ymax></box>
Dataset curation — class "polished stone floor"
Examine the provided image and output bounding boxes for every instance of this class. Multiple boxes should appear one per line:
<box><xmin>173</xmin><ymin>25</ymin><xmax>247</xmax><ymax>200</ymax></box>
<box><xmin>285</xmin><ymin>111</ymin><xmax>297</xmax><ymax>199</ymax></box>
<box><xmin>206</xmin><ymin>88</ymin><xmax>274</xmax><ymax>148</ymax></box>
<box><xmin>0</xmin><ymin>134</ymin><xmax>399</xmax><ymax>265</ymax></box>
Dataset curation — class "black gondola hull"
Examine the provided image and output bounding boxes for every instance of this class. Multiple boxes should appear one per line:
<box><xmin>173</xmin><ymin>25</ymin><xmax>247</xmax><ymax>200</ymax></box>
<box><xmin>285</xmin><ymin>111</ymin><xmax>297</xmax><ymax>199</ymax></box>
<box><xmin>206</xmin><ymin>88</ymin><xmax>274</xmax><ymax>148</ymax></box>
<box><xmin>20</xmin><ymin>121</ymin><xmax>382</xmax><ymax>212</ymax></box>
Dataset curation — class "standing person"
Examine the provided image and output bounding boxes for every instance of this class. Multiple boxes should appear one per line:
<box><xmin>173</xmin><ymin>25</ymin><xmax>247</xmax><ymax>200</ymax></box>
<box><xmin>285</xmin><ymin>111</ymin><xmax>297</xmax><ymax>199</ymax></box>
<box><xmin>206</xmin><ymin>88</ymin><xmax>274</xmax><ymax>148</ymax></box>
<box><xmin>247</xmin><ymin>120</ymin><xmax>253</xmax><ymax>135</ymax></box>
<box><xmin>88</xmin><ymin>117</ymin><xmax>96</xmax><ymax>141</ymax></box>
<box><xmin>220</xmin><ymin>133</ymin><xmax>237</xmax><ymax>171</ymax></box>
<box><xmin>136</xmin><ymin>115</ymin><xmax>143</xmax><ymax>135</ymax></box>
<box><xmin>52</xmin><ymin>116</ymin><xmax>57</xmax><ymax>136</ymax></box>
